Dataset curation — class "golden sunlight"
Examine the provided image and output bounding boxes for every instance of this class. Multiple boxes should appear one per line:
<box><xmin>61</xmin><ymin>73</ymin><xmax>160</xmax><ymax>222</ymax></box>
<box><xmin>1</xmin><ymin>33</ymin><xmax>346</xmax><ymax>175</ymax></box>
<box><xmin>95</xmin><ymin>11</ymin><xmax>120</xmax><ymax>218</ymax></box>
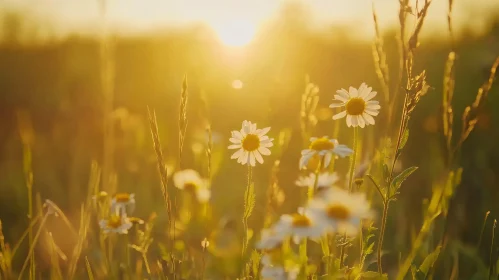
<box><xmin>232</xmin><ymin>80</ymin><xmax>244</xmax><ymax>89</ymax></box>
<box><xmin>210</xmin><ymin>19</ymin><xmax>257</xmax><ymax>47</ymax></box>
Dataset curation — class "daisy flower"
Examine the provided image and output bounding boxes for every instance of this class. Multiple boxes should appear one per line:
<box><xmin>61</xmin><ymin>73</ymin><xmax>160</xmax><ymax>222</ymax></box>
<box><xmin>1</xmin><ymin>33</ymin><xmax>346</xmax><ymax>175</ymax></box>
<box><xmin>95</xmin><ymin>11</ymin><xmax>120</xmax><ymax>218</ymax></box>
<box><xmin>228</xmin><ymin>120</ymin><xmax>274</xmax><ymax>166</ymax></box>
<box><xmin>307</xmin><ymin>187</ymin><xmax>373</xmax><ymax>235</ymax></box>
<box><xmin>273</xmin><ymin>208</ymin><xmax>324</xmax><ymax>243</ymax></box>
<box><xmin>300</xmin><ymin>136</ymin><xmax>353</xmax><ymax>170</ymax></box>
<box><xmin>173</xmin><ymin>169</ymin><xmax>211</xmax><ymax>203</ymax></box>
<box><xmin>256</xmin><ymin>228</ymin><xmax>286</xmax><ymax>251</ymax></box>
<box><xmin>99</xmin><ymin>215</ymin><xmax>133</xmax><ymax>234</ymax></box>
<box><xmin>261</xmin><ymin>265</ymin><xmax>299</xmax><ymax>280</ymax></box>
<box><xmin>110</xmin><ymin>193</ymin><xmax>135</xmax><ymax>216</ymax></box>
<box><xmin>330</xmin><ymin>83</ymin><xmax>380</xmax><ymax>128</ymax></box>
<box><xmin>295</xmin><ymin>172</ymin><xmax>339</xmax><ymax>192</ymax></box>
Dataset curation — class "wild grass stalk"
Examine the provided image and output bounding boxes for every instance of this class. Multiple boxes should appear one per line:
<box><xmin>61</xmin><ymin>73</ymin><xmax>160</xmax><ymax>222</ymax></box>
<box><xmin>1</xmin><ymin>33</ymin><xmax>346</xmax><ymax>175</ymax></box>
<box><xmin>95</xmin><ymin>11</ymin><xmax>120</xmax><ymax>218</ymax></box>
<box><xmin>242</xmin><ymin>164</ymin><xmax>255</xmax><ymax>256</ymax></box>
<box><xmin>339</xmin><ymin>127</ymin><xmax>359</xmax><ymax>267</ymax></box>
<box><xmin>477</xmin><ymin>211</ymin><xmax>491</xmax><ymax>250</ymax></box>
<box><xmin>179</xmin><ymin>74</ymin><xmax>189</xmax><ymax>169</ymax></box>
<box><xmin>488</xmin><ymin>220</ymin><xmax>497</xmax><ymax>279</ymax></box>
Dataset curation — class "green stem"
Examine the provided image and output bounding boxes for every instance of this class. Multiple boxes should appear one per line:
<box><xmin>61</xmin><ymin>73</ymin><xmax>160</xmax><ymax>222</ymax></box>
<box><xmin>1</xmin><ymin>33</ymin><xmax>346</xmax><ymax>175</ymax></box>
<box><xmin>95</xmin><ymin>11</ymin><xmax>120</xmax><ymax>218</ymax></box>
<box><xmin>242</xmin><ymin>163</ymin><xmax>253</xmax><ymax>256</ymax></box>
<box><xmin>377</xmin><ymin>200</ymin><xmax>389</xmax><ymax>274</ymax></box>
<box><xmin>309</xmin><ymin>160</ymin><xmax>322</xmax><ymax>200</ymax></box>
<box><xmin>339</xmin><ymin>126</ymin><xmax>359</xmax><ymax>268</ymax></box>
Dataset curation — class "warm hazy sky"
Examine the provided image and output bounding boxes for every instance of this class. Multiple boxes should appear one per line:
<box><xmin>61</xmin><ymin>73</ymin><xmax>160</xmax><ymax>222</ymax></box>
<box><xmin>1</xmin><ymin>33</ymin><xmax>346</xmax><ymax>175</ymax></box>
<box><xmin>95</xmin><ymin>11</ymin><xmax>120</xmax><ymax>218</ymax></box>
<box><xmin>3</xmin><ymin>0</ymin><xmax>499</xmax><ymax>40</ymax></box>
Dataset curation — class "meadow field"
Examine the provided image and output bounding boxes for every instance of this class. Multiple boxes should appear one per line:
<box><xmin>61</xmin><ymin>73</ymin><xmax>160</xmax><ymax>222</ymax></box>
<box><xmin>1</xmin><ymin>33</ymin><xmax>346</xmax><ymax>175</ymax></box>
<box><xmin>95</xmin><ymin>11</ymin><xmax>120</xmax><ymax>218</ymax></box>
<box><xmin>1</xmin><ymin>0</ymin><xmax>499</xmax><ymax>279</ymax></box>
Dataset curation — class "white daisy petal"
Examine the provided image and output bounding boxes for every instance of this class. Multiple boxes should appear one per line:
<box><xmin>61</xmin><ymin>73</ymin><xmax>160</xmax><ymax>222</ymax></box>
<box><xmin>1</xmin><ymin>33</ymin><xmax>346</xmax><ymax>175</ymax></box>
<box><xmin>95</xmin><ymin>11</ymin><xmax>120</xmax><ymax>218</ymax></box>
<box><xmin>365</xmin><ymin>108</ymin><xmax>379</xmax><ymax>116</ymax></box>
<box><xmin>323</xmin><ymin>152</ymin><xmax>332</xmax><ymax>168</ymax></box>
<box><xmin>228</xmin><ymin>144</ymin><xmax>241</xmax><ymax>149</ymax></box>
<box><xmin>333</xmin><ymin>94</ymin><xmax>348</xmax><ymax>102</ymax></box>
<box><xmin>363</xmin><ymin>112</ymin><xmax>375</xmax><ymax>125</ymax></box>
<box><xmin>254</xmin><ymin>151</ymin><xmax>264</xmax><ymax>164</ymax></box>
<box><xmin>336</xmin><ymin>89</ymin><xmax>350</xmax><ymax>99</ymax></box>
<box><xmin>232</xmin><ymin>130</ymin><xmax>243</xmax><ymax>139</ymax></box>
<box><xmin>332</xmin><ymin>110</ymin><xmax>347</xmax><ymax>120</ymax></box>
<box><xmin>367</xmin><ymin>103</ymin><xmax>381</xmax><ymax>110</ymax></box>
<box><xmin>349</xmin><ymin>86</ymin><xmax>358</xmax><ymax>97</ymax></box>
<box><xmin>365</xmin><ymin>90</ymin><xmax>377</xmax><ymax>101</ymax></box>
<box><xmin>258</xmin><ymin>127</ymin><xmax>271</xmax><ymax>136</ymax></box>
<box><xmin>346</xmin><ymin>115</ymin><xmax>353</xmax><ymax>127</ymax></box>
<box><xmin>258</xmin><ymin>147</ymin><xmax>271</xmax><ymax>155</ymax></box>
<box><xmin>241</xmin><ymin>151</ymin><xmax>249</xmax><ymax>164</ymax></box>
<box><xmin>231</xmin><ymin>149</ymin><xmax>244</xmax><ymax>159</ymax></box>
<box><xmin>329</xmin><ymin>102</ymin><xmax>345</xmax><ymax>108</ymax></box>
<box><xmin>249</xmin><ymin>152</ymin><xmax>256</xmax><ymax>166</ymax></box>
<box><xmin>358</xmin><ymin>115</ymin><xmax>365</xmax><ymax>128</ymax></box>
<box><xmin>351</xmin><ymin>115</ymin><xmax>358</xmax><ymax>127</ymax></box>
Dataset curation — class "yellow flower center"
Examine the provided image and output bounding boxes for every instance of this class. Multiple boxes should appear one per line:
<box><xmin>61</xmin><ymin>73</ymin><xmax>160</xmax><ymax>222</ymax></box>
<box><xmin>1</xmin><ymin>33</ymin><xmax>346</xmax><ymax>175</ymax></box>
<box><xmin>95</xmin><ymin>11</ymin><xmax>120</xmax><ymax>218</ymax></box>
<box><xmin>291</xmin><ymin>213</ymin><xmax>311</xmax><ymax>228</ymax></box>
<box><xmin>114</xmin><ymin>193</ymin><xmax>131</xmax><ymax>203</ymax></box>
<box><xmin>107</xmin><ymin>215</ymin><xmax>123</xmax><ymax>229</ymax></box>
<box><xmin>326</xmin><ymin>204</ymin><xmax>350</xmax><ymax>221</ymax></box>
<box><xmin>129</xmin><ymin>217</ymin><xmax>144</xmax><ymax>225</ymax></box>
<box><xmin>345</xmin><ymin>97</ymin><xmax>366</xmax><ymax>115</ymax></box>
<box><xmin>242</xmin><ymin>134</ymin><xmax>260</xmax><ymax>151</ymax></box>
<box><xmin>309</xmin><ymin>138</ymin><xmax>334</xmax><ymax>151</ymax></box>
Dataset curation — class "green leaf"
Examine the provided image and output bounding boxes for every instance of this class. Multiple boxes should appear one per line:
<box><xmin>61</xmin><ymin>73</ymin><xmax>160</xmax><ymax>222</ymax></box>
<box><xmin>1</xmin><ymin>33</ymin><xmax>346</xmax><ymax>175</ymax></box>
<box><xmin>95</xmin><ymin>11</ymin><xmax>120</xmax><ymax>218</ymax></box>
<box><xmin>250</xmin><ymin>250</ymin><xmax>261</xmax><ymax>276</ymax></box>
<box><xmin>359</xmin><ymin>271</ymin><xmax>388</xmax><ymax>279</ymax></box>
<box><xmin>382</xmin><ymin>163</ymin><xmax>389</xmax><ymax>183</ymax></box>
<box><xmin>419</xmin><ymin>246</ymin><xmax>442</xmax><ymax>276</ymax></box>
<box><xmin>390</xmin><ymin>166</ymin><xmax>418</xmax><ymax>194</ymax></box>
<box><xmin>399</xmin><ymin>129</ymin><xmax>410</xmax><ymax>150</ymax></box>
<box><xmin>243</xmin><ymin>182</ymin><xmax>255</xmax><ymax>220</ymax></box>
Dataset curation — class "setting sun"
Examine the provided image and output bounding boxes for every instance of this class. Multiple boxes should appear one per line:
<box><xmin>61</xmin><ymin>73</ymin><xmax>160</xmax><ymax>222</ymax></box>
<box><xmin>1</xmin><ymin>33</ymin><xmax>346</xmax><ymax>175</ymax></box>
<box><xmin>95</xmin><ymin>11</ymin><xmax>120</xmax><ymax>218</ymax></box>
<box><xmin>211</xmin><ymin>19</ymin><xmax>257</xmax><ymax>47</ymax></box>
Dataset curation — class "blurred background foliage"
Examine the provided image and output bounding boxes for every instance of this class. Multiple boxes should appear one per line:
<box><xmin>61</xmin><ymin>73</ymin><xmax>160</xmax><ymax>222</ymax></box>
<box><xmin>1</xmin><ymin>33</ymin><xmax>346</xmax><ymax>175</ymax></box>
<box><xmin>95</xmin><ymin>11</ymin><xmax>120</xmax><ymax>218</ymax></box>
<box><xmin>1</xmin><ymin>1</ymin><xmax>499</xmax><ymax>276</ymax></box>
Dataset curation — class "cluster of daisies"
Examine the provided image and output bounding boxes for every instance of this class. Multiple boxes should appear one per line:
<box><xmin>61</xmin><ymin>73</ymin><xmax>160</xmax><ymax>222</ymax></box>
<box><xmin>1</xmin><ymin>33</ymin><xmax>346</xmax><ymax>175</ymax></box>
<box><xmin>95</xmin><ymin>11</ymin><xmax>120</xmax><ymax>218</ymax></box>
<box><xmin>97</xmin><ymin>192</ymin><xmax>137</xmax><ymax>234</ymax></box>
<box><xmin>227</xmin><ymin>83</ymin><xmax>380</xmax><ymax>279</ymax></box>
<box><xmin>97</xmin><ymin>169</ymin><xmax>211</xmax><ymax>235</ymax></box>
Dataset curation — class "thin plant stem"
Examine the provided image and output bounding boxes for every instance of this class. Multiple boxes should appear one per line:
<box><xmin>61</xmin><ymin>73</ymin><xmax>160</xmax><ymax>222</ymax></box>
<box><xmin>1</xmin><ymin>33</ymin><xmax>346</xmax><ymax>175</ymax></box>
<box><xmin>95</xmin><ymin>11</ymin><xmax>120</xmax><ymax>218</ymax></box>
<box><xmin>310</xmin><ymin>160</ymin><xmax>322</xmax><ymax>200</ymax></box>
<box><xmin>18</xmin><ymin>212</ymin><xmax>49</xmax><ymax>280</ymax></box>
<box><xmin>489</xmin><ymin>219</ymin><xmax>497</xmax><ymax>280</ymax></box>
<box><xmin>377</xmin><ymin>200</ymin><xmax>389</xmax><ymax>274</ymax></box>
<box><xmin>242</xmin><ymin>163</ymin><xmax>253</xmax><ymax>256</ymax></box>
<box><xmin>477</xmin><ymin>211</ymin><xmax>491</xmax><ymax>250</ymax></box>
<box><xmin>339</xmin><ymin>126</ymin><xmax>359</xmax><ymax>267</ymax></box>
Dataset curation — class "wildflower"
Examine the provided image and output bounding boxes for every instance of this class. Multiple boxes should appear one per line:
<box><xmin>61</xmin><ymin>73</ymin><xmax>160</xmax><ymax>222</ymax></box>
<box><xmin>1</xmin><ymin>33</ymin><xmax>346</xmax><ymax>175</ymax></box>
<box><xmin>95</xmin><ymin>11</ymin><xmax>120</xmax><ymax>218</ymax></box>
<box><xmin>110</xmin><ymin>193</ymin><xmax>135</xmax><ymax>216</ymax></box>
<box><xmin>99</xmin><ymin>215</ymin><xmax>133</xmax><ymax>234</ymax></box>
<box><xmin>228</xmin><ymin>120</ymin><xmax>274</xmax><ymax>166</ymax></box>
<box><xmin>295</xmin><ymin>172</ymin><xmax>339</xmax><ymax>192</ymax></box>
<box><xmin>92</xmin><ymin>191</ymin><xmax>109</xmax><ymax>203</ymax></box>
<box><xmin>300</xmin><ymin>136</ymin><xmax>353</xmax><ymax>170</ymax></box>
<box><xmin>201</xmin><ymin>237</ymin><xmax>210</xmax><ymax>249</ymax></box>
<box><xmin>273</xmin><ymin>208</ymin><xmax>324</xmax><ymax>243</ymax></box>
<box><xmin>256</xmin><ymin>228</ymin><xmax>285</xmax><ymax>251</ymax></box>
<box><xmin>261</xmin><ymin>265</ymin><xmax>298</xmax><ymax>280</ymax></box>
<box><xmin>173</xmin><ymin>169</ymin><xmax>211</xmax><ymax>203</ymax></box>
<box><xmin>308</xmin><ymin>187</ymin><xmax>373</xmax><ymax>235</ymax></box>
<box><xmin>330</xmin><ymin>83</ymin><xmax>380</xmax><ymax>128</ymax></box>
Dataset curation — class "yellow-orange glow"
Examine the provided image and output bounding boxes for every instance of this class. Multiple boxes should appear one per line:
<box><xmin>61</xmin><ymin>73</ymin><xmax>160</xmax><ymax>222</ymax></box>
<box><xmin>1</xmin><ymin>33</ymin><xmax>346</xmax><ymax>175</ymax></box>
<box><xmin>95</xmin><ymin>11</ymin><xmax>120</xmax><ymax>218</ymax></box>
<box><xmin>232</xmin><ymin>80</ymin><xmax>244</xmax><ymax>89</ymax></box>
<box><xmin>211</xmin><ymin>20</ymin><xmax>257</xmax><ymax>47</ymax></box>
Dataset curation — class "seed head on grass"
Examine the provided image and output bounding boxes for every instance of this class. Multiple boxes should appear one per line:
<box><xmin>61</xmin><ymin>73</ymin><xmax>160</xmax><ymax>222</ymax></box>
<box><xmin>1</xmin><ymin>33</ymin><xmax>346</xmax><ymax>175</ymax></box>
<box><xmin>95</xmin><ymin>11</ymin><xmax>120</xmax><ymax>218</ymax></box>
<box><xmin>179</xmin><ymin>74</ymin><xmax>189</xmax><ymax>168</ymax></box>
